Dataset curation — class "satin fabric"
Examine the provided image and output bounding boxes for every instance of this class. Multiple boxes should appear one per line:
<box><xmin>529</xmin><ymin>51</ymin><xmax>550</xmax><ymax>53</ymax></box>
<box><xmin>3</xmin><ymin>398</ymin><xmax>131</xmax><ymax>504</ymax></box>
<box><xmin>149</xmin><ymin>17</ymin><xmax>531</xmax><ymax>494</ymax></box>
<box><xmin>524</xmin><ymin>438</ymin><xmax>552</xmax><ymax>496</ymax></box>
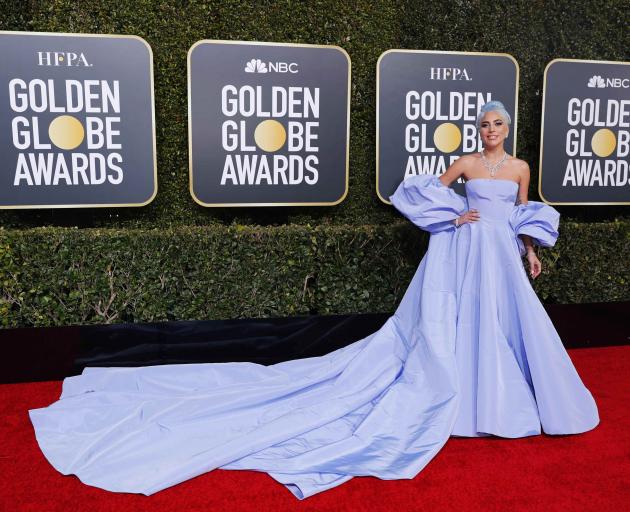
<box><xmin>29</xmin><ymin>174</ymin><xmax>599</xmax><ymax>500</ymax></box>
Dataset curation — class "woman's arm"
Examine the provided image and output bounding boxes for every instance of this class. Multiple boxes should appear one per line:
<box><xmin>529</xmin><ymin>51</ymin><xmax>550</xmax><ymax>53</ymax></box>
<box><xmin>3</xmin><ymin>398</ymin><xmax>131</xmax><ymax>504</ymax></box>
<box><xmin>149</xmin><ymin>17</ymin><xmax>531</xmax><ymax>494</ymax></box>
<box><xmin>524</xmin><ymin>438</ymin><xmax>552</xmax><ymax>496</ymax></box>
<box><xmin>438</xmin><ymin>156</ymin><xmax>467</xmax><ymax>187</ymax></box>
<box><xmin>438</xmin><ymin>156</ymin><xmax>480</xmax><ymax>228</ymax></box>
<box><xmin>516</xmin><ymin>162</ymin><xmax>535</xmax><ymax>255</ymax></box>
<box><xmin>515</xmin><ymin>162</ymin><xmax>542</xmax><ymax>278</ymax></box>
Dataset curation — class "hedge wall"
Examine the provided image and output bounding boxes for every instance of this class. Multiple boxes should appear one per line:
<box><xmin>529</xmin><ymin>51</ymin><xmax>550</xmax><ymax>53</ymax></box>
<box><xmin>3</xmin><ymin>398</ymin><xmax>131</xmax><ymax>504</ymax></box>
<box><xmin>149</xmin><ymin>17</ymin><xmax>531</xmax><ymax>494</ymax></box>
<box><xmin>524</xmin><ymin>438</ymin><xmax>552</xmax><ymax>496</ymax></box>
<box><xmin>1</xmin><ymin>221</ymin><xmax>627</xmax><ymax>328</ymax></box>
<box><xmin>0</xmin><ymin>1</ymin><xmax>628</xmax><ymax>327</ymax></box>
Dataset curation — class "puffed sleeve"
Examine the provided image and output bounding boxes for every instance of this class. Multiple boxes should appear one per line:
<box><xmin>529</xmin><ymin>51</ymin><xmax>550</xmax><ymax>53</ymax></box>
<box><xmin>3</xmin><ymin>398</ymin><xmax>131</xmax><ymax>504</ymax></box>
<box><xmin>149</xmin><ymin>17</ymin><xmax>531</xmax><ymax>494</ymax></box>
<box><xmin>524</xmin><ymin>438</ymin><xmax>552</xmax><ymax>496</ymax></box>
<box><xmin>509</xmin><ymin>201</ymin><xmax>560</xmax><ymax>256</ymax></box>
<box><xmin>389</xmin><ymin>174</ymin><xmax>468</xmax><ymax>233</ymax></box>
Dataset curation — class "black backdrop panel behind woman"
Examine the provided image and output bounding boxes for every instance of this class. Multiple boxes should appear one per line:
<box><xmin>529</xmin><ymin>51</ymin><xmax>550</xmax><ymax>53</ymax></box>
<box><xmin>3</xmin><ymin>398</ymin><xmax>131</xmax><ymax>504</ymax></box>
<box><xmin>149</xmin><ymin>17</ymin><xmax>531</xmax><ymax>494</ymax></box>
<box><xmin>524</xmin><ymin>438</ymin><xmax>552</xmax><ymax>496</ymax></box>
<box><xmin>2</xmin><ymin>303</ymin><xmax>627</xmax><ymax>384</ymax></box>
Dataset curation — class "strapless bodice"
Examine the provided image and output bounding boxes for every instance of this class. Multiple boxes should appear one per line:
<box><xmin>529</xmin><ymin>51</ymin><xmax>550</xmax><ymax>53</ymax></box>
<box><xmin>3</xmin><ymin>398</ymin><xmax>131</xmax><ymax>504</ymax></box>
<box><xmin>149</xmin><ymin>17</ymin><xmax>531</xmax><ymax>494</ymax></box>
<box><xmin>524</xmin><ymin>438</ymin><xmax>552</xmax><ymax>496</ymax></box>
<box><xmin>464</xmin><ymin>179</ymin><xmax>519</xmax><ymax>223</ymax></box>
<box><xmin>389</xmin><ymin>173</ymin><xmax>560</xmax><ymax>257</ymax></box>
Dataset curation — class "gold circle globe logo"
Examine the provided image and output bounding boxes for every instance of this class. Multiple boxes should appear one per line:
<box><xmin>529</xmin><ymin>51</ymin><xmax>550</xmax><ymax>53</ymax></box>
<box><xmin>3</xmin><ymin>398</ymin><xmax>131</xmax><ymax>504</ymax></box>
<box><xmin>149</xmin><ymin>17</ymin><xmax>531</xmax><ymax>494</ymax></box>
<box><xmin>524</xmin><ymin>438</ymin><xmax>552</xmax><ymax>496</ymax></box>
<box><xmin>48</xmin><ymin>115</ymin><xmax>85</xmax><ymax>150</ymax></box>
<box><xmin>591</xmin><ymin>128</ymin><xmax>616</xmax><ymax>158</ymax></box>
<box><xmin>254</xmin><ymin>120</ymin><xmax>286</xmax><ymax>152</ymax></box>
<box><xmin>433</xmin><ymin>122</ymin><xmax>462</xmax><ymax>153</ymax></box>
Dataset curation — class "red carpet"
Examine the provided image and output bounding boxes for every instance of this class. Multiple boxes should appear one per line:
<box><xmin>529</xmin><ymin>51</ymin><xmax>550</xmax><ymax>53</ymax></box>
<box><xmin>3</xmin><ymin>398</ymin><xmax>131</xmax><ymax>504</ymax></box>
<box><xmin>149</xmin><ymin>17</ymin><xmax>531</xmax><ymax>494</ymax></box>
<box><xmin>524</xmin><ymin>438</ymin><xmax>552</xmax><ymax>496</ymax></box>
<box><xmin>1</xmin><ymin>346</ymin><xmax>628</xmax><ymax>511</ymax></box>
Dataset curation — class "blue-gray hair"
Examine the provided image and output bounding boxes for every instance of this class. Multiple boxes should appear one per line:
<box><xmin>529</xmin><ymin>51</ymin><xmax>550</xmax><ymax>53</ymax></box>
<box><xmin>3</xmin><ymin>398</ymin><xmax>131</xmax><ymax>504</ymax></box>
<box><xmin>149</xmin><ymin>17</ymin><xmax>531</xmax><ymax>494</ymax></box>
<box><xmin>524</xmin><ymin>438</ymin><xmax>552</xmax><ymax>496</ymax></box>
<box><xmin>476</xmin><ymin>100</ymin><xmax>511</xmax><ymax>129</ymax></box>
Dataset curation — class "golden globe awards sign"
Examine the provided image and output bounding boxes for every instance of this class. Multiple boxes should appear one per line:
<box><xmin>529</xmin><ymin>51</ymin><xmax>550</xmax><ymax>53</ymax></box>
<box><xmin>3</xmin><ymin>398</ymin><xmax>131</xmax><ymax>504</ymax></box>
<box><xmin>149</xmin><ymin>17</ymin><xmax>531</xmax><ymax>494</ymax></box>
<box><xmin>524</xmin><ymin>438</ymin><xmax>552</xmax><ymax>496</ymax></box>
<box><xmin>376</xmin><ymin>50</ymin><xmax>518</xmax><ymax>201</ymax></box>
<box><xmin>540</xmin><ymin>59</ymin><xmax>630</xmax><ymax>205</ymax></box>
<box><xmin>188</xmin><ymin>40</ymin><xmax>350</xmax><ymax>206</ymax></box>
<box><xmin>0</xmin><ymin>31</ymin><xmax>156</xmax><ymax>209</ymax></box>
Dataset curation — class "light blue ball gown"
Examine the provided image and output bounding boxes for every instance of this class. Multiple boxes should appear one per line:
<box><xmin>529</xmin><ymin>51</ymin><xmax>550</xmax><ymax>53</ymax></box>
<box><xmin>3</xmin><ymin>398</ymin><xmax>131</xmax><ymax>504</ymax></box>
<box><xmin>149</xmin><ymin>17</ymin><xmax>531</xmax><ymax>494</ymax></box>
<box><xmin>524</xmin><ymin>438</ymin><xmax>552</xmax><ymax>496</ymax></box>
<box><xmin>29</xmin><ymin>174</ymin><xmax>599</xmax><ymax>500</ymax></box>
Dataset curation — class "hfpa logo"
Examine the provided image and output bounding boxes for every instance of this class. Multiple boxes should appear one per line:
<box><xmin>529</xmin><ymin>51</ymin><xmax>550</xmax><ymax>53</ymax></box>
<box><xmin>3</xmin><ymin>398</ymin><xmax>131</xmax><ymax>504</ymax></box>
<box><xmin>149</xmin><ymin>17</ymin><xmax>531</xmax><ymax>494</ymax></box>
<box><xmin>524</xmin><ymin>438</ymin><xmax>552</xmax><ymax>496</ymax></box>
<box><xmin>430</xmin><ymin>67</ymin><xmax>471</xmax><ymax>81</ymax></box>
<box><xmin>244</xmin><ymin>58</ymin><xmax>298</xmax><ymax>74</ymax></box>
<box><xmin>37</xmin><ymin>51</ymin><xmax>92</xmax><ymax>67</ymax></box>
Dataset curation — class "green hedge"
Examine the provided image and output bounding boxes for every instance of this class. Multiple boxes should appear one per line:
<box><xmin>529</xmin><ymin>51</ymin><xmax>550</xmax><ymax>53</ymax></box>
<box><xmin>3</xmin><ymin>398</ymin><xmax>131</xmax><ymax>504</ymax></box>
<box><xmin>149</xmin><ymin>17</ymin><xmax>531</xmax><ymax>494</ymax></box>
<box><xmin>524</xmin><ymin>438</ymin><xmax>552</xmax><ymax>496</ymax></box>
<box><xmin>1</xmin><ymin>221</ymin><xmax>627</xmax><ymax>328</ymax></box>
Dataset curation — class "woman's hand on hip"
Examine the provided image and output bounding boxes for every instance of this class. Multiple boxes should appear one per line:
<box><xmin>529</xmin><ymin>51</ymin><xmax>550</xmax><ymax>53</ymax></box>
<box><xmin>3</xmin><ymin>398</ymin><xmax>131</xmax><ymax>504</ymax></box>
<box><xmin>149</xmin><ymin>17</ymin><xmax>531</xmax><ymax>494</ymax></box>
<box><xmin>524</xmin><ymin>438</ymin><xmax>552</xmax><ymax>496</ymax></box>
<box><xmin>457</xmin><ymin>209</ymin><xmax>480</xmax><ymax>225</ymax></box>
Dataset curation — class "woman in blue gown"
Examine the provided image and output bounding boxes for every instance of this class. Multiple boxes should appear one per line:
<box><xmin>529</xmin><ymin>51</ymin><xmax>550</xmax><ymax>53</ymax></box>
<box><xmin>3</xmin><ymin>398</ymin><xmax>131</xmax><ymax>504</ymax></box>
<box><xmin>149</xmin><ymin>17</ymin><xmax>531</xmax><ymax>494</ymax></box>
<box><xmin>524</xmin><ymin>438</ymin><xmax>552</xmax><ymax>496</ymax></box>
<box><xmin>29</xmin><ymin>100</ymin><xmax>599</xmax><ymax>500</ymax></box>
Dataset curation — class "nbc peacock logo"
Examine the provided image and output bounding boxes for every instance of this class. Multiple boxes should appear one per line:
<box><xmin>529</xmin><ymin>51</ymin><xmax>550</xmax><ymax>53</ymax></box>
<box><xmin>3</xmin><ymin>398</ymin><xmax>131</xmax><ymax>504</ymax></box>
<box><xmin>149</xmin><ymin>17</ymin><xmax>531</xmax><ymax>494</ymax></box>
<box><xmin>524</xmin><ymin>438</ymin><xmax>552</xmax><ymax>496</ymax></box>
<box><xmin>587</xmin><ymin>75</ymin><xmax>606</xmax><ymax>88</ymax></box>
<box><xmin>244</xmin><ymin>59</ymin><xmax>268</xmax><ymax>73</ymax></box>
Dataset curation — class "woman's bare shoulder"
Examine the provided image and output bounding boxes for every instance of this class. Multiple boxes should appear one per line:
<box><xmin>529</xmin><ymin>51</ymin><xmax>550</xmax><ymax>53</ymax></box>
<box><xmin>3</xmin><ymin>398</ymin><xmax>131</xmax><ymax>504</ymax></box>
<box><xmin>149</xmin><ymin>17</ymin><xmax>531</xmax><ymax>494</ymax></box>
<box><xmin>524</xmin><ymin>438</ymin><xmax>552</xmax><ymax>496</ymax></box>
<box><xmin>457</xmin><ymin>153</ymin><xmax>481</xmax><ymax>165</ymax></box>
<box><xmin>507</xmin><ymin>155</ymin><xmax>528</xmax><ymax>166</ymax></box>
<box><xmin>508</xmin><ymin>157</ymin><xmax>531</xmax><ymax>182</ymax></box>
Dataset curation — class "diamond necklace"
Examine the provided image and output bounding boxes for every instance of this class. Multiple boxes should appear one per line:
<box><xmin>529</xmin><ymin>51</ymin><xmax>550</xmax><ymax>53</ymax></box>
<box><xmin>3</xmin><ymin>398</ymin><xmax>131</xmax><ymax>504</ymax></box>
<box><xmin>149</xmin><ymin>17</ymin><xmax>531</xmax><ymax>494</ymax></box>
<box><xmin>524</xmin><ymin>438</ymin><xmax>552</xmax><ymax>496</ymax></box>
<box><xmin>480</xmin><ymin>150</ymin><xmax>508</xmax><ymax>177</ymax></box>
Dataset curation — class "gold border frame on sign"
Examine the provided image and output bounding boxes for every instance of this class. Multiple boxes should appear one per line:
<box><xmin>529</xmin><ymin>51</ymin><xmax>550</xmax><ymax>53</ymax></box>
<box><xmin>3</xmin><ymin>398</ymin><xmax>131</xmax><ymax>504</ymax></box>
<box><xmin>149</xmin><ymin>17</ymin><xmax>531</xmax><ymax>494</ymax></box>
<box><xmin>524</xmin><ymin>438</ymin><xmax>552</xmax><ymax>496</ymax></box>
<box><xmin>375</xmin><ymin>49</ymin><xmax>520</xmax><ymax>205</ymax></box>
<box><xmin>187</xmin><ymin>39</ymin><xmax>351</xmax><ymax>207</ymax></box>
<box><xmin>539</xmin><ymin>58</ymin><xmax>630</xmax><ymax>206</ymax></box>
<box><xmin>0</xmin><ymin>30</ymin><xmax>158</xmax><ymax>209</ymax></box>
